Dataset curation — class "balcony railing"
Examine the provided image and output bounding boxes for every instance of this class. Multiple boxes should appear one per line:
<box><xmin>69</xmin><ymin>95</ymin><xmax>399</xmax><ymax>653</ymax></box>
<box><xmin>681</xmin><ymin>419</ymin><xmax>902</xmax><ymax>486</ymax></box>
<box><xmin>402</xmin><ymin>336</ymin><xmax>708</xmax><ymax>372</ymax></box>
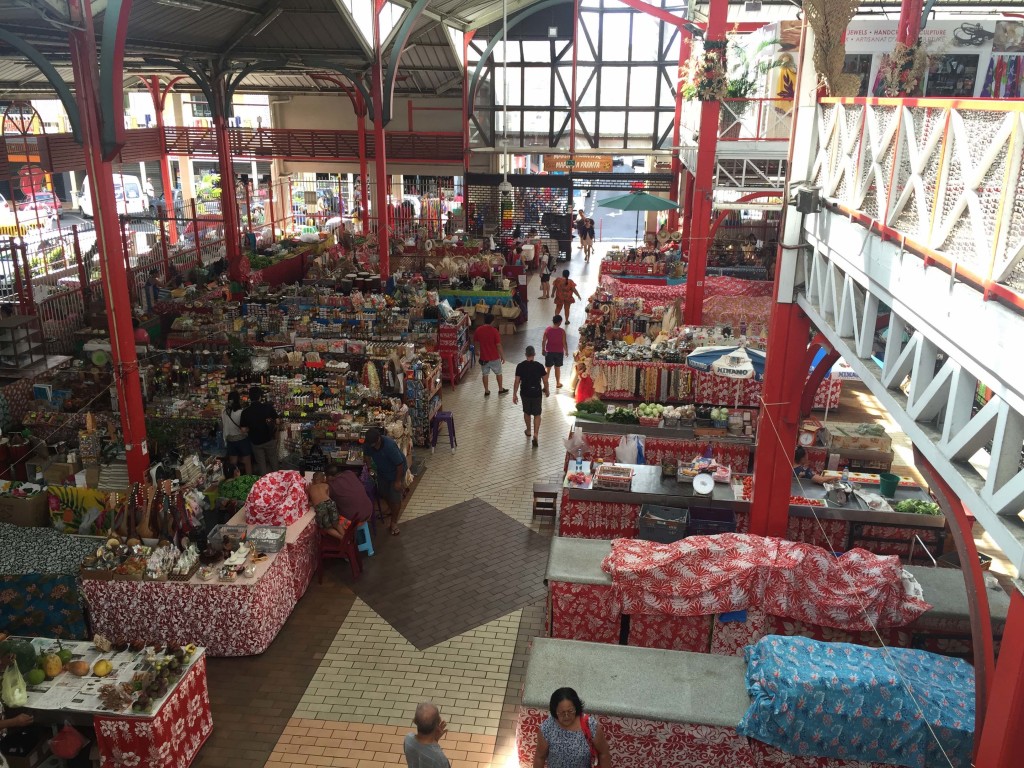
<box><xmin>717</xmin><ymin>98</ymin><xmax>793</xmax><ymax>142</ymax></box>
<box><xmin>812</xmin><ymin>97</ymin><xmax>1024</xmax><ymax>309</ymax></box>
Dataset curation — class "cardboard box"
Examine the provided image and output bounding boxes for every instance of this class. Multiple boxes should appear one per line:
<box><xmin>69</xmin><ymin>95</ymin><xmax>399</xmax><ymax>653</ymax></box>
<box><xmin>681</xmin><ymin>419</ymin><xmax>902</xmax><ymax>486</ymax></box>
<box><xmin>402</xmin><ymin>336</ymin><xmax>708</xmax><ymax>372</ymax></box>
<box><xmin>0</xmin><ymin>492</ymin><xmax>50</xmax><ymax>527</ymax></box>
<box><xmin>1</xmin><ymin>731</ymin><xmax>51</xmax><ymax>768</ymax></box>
<box><xmin>44</xmin><ymin>459</ymin><xmax>82</xmax><ymax>485</ymax></box>
<box><xmin>822</xmin><ymin>422</ymin><xmax>892</xmax><ymax>453</ymax></box>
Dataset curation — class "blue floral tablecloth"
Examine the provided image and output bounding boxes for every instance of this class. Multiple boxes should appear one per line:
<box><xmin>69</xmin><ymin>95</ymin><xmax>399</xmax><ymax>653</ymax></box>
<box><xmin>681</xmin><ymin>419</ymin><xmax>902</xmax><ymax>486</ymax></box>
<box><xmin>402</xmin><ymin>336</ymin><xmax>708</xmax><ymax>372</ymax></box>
<box><xmin>738</xmin><ymin>635</ymin><xmax>974</xmax><ymax>768</ymax></box>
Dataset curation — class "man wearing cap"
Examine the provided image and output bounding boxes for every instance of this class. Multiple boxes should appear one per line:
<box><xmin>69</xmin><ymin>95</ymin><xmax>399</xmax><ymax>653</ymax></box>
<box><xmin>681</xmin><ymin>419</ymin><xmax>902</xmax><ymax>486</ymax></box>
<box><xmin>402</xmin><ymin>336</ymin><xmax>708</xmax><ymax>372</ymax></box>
<box><xmin>363</xmin><ymin>426</ymin><xmax>408</xmax><ymax>535</ymax></box>
<box><xmin>513</xmin><ymin>346</ymin><xmax>549</xmax><ymax>448</ymax></box>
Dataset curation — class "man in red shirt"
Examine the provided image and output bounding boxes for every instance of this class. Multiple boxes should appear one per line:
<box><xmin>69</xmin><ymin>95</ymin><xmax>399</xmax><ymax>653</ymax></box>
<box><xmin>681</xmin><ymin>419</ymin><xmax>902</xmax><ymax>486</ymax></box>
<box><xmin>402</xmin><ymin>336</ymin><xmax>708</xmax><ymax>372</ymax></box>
<box><xmin>473</xmin><ymin>314</ymin><xmax>508</xmax><ymax>397</ymax></box>
<box><xmin>542</xmin><ymin>314</ymin><xmax>569</xmax><ymax>389</ymax></box>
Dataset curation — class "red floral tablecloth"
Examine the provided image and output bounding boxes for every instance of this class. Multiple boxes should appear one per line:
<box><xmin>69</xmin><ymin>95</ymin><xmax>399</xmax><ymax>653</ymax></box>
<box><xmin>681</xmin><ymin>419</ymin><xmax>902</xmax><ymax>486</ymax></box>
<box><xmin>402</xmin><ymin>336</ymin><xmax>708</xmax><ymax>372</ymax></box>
<box><xmin>602</xmin><ymin>535</ymin><xmax>930</xmax><ymax>630</ymax></box>
<box><xmin>762</xmin><ymin>614</ymin><xmax>911</xmax><ymax>650</ymax></box>
<box><xmin>94</xmin><ymin>654</ymin><xmax>213</xmax><ymax>768</ymax></box>
<box><xmin>628</xmin><ymin>613</ymin><xmax>712</xmax><ymax>652</ymax></box>
<box><xmin>559</xmin><ymin>497</ymin><xmax>641</xmax><ymax>539</ymax></box>
<box><xmin>548</xmin><ymin>582</ymin><xmax>621</xmax><ymax>644</ymax></box>
<box><xmin>517</xmin><ymin>707</ymin><xmax>757</xmax><ymax>768</ymax></box>
<box><xmin>81</xmin><ymin>516</ymin><xmax>318</xmax><ymax>656</ymax></box>
<box><xmin>573</xmin><ymin>433</ymin><xmax>751</xmax><ymax>473</ymax></box>
<box><xmin>710</xmin><ymin>609</ymin><xmax>769</xmax><ymax>656</ymax></box>
<box><xmin>785</xmin><ymin>516</ymin><xmax>849</xmax><ymax>551</ymax></box>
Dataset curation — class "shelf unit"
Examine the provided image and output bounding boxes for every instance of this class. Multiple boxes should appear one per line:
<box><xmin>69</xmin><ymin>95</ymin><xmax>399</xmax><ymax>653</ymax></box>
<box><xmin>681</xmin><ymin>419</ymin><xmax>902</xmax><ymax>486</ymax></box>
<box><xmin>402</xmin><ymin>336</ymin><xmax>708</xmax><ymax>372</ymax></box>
<box><xmin>405</xmin><ymin>360</ymin><xmax>443</xmax><ymax>447</ymax></box>
<box><xmin>0</xmin><ymin>314</ymin><xmax>46</xmax><ymax>375</ymax></box>
<box><xmin>439</xmin><ymin>313</ymin><xmax>471</xmax><ymax>386</ymax></box>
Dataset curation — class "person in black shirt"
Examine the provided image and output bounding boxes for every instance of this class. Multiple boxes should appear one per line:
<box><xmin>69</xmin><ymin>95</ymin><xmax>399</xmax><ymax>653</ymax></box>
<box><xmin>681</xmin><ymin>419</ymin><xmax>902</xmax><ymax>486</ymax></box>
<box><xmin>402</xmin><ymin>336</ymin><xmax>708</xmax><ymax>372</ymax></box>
<box><xmin>240</xmin><ymin>386</ymin><xmax>279</xmax><ymax>475</ymax></box>
<box><xmin>513</xmin><ymin>346</ymin><xmax>549</xmax><ymax>448</ymax></box>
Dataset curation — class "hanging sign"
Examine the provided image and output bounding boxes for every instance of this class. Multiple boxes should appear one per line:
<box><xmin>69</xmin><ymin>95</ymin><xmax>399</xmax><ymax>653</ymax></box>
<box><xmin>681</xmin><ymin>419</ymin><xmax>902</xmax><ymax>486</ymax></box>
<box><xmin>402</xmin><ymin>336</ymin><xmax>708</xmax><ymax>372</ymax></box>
<box><xmin>543</xmin><ymin>155</ymin><xmax>613</xmax><ymax>173</ymax></box>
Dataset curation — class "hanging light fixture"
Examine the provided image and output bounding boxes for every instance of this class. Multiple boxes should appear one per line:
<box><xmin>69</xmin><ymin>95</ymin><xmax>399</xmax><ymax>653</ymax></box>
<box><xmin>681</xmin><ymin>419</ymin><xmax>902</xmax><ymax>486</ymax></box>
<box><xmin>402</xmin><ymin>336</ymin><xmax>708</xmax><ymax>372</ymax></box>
<box><xmin>498</xmin><ymin>0</ymin><xmax>513</xmax><ymax>197</ymax></box>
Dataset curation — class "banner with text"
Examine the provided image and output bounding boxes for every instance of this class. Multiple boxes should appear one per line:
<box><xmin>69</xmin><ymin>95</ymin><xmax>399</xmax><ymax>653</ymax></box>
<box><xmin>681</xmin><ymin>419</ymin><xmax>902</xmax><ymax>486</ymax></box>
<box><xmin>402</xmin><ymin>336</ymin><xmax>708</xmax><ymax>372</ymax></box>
<box><xmin>543</xmin><ymin>155</ymin><xmax>614</xmax><ymax>173</ymax></box>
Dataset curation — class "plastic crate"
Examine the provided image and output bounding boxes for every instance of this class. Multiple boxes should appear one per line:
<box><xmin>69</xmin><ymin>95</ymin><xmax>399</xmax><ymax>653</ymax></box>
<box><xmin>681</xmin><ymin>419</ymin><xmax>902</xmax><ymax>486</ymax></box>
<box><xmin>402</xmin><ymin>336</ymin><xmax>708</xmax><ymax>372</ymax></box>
<box><xmin>687</xmin><ymin>507</ymin><xmax>737</xmax><ymax>537</ymax></box>
<box><xmin>638</xmin><ymin>504</ymin><xmax>689</xmax><ymax>544</ymax></box>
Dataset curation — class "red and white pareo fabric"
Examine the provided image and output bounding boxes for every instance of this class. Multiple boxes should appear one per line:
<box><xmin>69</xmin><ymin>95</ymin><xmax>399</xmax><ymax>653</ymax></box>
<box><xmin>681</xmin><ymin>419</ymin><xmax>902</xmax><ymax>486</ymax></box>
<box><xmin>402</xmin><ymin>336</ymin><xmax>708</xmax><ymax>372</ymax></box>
<box><xmin>245</xmin><ymin>470</ymin><xmax>309</xmax><ymax>526</ymax></box>
<box><xmin>602</xmin><ymin>534</ymin><xmax>930</xmax><ymax>630</ymax></box>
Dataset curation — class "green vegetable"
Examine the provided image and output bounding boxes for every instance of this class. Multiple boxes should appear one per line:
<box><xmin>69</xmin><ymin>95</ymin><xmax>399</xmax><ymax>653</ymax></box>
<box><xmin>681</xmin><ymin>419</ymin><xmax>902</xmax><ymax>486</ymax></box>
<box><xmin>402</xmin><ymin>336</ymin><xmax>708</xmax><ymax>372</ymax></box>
<box><xmin>576</xmin><ymin>398</ymin><xmax>607</xmax><ymax>414</ymax></box>
<box><xmin>607</xmin><ymin>407</ymin><xmax>638</xmax><ymax>424</ymax></box>
<box><xmin>893</xmin><ymin>499</ymin><xmax>942</xmax><ymax>516</ymax></box>
<box><xmin>220</xmin><ymin>474</ymin><xmax>259</xmax><ymax>502</ymax></box>
<box><xmin>0</xmin><ymin>639</ymin><xmax>38</xmax><ymax>675</ymax></box>
<box><xmin>570</xmin><ymin>411</ymin><xmax>607</xmax><ymax>423</ymax></box>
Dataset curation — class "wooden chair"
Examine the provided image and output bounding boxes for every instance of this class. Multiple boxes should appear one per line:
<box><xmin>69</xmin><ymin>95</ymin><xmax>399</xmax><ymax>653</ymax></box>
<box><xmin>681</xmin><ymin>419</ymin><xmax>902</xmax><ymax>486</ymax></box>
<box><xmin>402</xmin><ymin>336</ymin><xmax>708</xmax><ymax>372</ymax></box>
<box><xmin>532</xmin><ymin>482</ymin><xmax>560</xmax><ymax>519</ymax></box>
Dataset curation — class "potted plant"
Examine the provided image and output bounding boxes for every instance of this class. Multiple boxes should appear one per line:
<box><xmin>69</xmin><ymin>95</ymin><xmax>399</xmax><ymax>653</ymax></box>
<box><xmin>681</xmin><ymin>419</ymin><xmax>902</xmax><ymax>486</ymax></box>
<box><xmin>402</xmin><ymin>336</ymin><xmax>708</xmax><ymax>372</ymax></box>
<box><xmin>721</xmin><ymin>37</ymin><xmax>783</xmax><ymax>136</ymax></box>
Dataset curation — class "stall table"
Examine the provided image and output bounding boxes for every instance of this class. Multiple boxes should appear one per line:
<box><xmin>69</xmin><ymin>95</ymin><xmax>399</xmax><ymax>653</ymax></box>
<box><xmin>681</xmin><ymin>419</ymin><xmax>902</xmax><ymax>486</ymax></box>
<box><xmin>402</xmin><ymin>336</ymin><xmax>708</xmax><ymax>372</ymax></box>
<box><xmin>17</xmin><ymin>637</ymin><xmax>212</xmax><ymax>768</ymax></box>
<box><xmin>517</xmin><ymin>638</ymin><xmax>888</xmax><ymax>768</ymax></box>
<box><xmin>559</xmin><ymin>463</ymin><xmax>948</xmax><ymax>560</ymax></box>
<box><xmin>81</xmin><ymin>508</ymin><xmax>317</xmax><ymax>656</ymax></box>
<box><xmin>545</xmin><ymin>537</ymin><xmax>1010</xmax><ymax>656</ymax></box>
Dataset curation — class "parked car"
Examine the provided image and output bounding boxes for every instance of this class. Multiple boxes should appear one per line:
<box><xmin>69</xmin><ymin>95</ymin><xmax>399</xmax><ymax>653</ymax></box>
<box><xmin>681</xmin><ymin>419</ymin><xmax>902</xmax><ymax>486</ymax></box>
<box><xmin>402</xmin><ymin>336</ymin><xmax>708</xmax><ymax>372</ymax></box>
<box><xmin>612</xmin><ymin>157</ymin><xmax>625</xmax><ymax>167</ymax></box>
<box><xmin>151</xmin><ymin>188</ymin><xmax>185</xmax><ymax>218</ymax></box>
<box><xmin>18</xmin><ymin>190</ymin><xmax>62</xmax><ymax>214</ymax></box>
<box><xmin>80</xmin><ymin>174</ymin><xmax>147</xmax><ymax>217</ymax></box>
<box><xmin>631</xmin><ymin>157</ymin><xmax>646</xmax><ymax>169</ymax></box>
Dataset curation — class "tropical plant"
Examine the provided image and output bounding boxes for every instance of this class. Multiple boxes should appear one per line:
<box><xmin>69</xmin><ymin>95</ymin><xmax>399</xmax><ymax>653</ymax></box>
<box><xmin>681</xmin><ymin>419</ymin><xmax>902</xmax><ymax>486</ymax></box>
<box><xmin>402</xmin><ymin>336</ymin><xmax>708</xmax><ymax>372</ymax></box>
<box><xmin>680</xmin><ymin>49</ymin><xmax>728</xmax><ymax>102</ymax></box>
<box><xmin>726</xmin><ymin>37</ymin><xmax>784</xmax><ymax>99</ymax></box>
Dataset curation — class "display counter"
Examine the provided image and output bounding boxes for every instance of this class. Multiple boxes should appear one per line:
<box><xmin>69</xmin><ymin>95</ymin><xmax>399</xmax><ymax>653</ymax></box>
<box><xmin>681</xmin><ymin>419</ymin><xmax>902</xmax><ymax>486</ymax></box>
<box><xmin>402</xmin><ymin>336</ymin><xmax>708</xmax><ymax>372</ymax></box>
<box><xmin>516</xmin><ymin>638</ymin><xmax>888</xmax><ymax>768</ymax></box>
<box><xmin>80</xmin><ymin>507</ymin><xmax>318</xmax><ymax>656</ymax></box>
<box><xmin>16</xmin><ymin>637</ymin><xmax>212</xmax><ymax>768</ymax></box>
<box><xmin>559</xmin><ymin>463</ymin><xmax>947</xmax><ymax>558</ymax></box>
<box><xmin>545</xmin><ymin>536</ymin><xmax>1010</xmax><ymax>655</ymax></box>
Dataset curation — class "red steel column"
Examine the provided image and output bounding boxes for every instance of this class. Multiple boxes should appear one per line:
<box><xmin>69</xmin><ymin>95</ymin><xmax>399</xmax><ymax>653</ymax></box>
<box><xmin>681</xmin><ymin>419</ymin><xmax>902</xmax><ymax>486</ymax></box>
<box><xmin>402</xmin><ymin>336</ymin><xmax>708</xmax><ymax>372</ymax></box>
<box><xmin>357</xmin><ymin>97</ymin><xmax>370</xmax><ymax>236</ymax></box>
<box><xmin>212</xmin><ymin>84</ymin><xmax>243</xmax><ymax>283</ymax></box>
<box><xmin>372</xmin><ymin>0</ymin><xmax>391</xmax><ymax>276</ymax></box>
<box><xmin>68</xmin><ymin>0</ymin><xmax>149</xmax><ymax>483</ymax></box>
<box><xmin>683</xmin><ymin>0</ymin><xmax>727</xmax><ymax>325</ymax></box>
<box><xmin>976</xmin><ymin>590</ymin><xmax>1024</xmax><ymax>767</ymax></box>
<box><xmin>668</xmin><ymin>36</ymin><xmax>692</xmax><ymax>231</ymax></box>
<box><xmin>142</xmin><ymin>75</ymin><xmax>181</xmax><ymax>245</ymax></box>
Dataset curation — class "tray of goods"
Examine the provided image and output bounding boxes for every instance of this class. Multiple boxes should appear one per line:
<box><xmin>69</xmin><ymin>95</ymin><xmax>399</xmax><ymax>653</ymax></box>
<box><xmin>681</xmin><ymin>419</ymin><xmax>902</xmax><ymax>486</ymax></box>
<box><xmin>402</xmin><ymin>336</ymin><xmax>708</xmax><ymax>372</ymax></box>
<box><xmin>790</xmin><ymin>495</ymin><xmax>826</xmax><ymax>507</ymax></box>
<box><xmin>593</xmin><ymin>463</ymin><xmax>634</xmax><ymax>491</ymax></box>
<box><xmin>248</xmin><ymin>525</ymin><xmax>287</xmax><ymax>553</ymax></box>
<box><xmin>207</xmin><ymin>524</ymin><xmax>248</xmax><ymax>545</ymax></box>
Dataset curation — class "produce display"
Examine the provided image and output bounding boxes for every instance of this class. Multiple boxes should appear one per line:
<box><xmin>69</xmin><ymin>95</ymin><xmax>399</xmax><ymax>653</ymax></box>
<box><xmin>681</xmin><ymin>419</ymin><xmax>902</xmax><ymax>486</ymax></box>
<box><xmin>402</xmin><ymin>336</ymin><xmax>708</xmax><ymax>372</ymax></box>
<box><xmin>219</xmin><ymin>475</ymin><xmax>259</xmax><ymax>502</ymax></box>
<box><xmin>893</xmin><ymin>499</ymin><xmax>942</xmax><ymax>516</ymax></box>
<box><xmin>607</xmin><ymin>406</ymin><xmax>639</xmax><ymax>424</ymax></box>
<box><xmin>4</xmin><ymin>635</ymin><xmax>201</xmax><ymax>716</ymax></box>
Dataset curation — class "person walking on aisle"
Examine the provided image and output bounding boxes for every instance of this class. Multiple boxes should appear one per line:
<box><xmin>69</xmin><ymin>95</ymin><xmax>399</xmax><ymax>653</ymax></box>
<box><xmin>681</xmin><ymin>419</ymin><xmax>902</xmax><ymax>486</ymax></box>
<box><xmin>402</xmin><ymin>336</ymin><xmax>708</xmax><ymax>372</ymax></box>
<box><xmin>363</xmin><ymin>426</ymin><xmax>408</xmax><ymax>536</ymax></box>
<box><xmin>542</xmin><ymin>315</ymin><xmax>569</xmax><ymax>389</ymax></box>
<box><xmin>474</xmin><ymin>314</ymin><xmax>508</xmax><ymax>397</ymax></box>
<box><xmin>552</xmin><ymin>270</ymin><xmax>582</xmax><ymax>325</ymax></box>
<box><xmin>404</xmin><ymin>702</ymin><xmax>450</xmax><ymax>768</ymax></box>
<box><xmin>240</xmin><ymin>386</ymin><xmax>279</xmax><ymax>475</ymax></box>
<box><xmin>539</xmin><ymin>245</ymin><xmax>555</xmax><ymax>298</ymax></box>
<box><xmin>574</xmin><ymin>209</ymin><xmax>587</xmax><ymax>255</ymax></box>
<box><xmin>513</xmin><ymin>346</ymin><xmax>550</xmax><ymax>448</ymax></box>
<box><xmin>583</xmin><ymin>218</ymin><xmax>597</xmax><ymax>263</ymax></box>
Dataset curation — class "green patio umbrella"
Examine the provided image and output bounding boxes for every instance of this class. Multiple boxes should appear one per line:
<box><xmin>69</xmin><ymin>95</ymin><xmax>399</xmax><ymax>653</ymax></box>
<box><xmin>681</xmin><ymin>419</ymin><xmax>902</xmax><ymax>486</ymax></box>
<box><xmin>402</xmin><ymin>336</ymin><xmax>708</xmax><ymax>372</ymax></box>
<box><xmin>598</xmin><ymin>191</ymin><xmax>680</xmax><ymax>245</ymax></box>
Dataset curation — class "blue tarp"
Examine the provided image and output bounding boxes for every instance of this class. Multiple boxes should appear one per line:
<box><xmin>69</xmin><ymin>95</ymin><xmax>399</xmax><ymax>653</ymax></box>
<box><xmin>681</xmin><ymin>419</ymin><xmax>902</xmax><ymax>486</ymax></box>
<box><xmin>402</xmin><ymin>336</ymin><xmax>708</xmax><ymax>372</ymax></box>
<box><xmin>738</xmin><ymin>635</ymin><xmax>975</xmax><ymax>768</ymax></box>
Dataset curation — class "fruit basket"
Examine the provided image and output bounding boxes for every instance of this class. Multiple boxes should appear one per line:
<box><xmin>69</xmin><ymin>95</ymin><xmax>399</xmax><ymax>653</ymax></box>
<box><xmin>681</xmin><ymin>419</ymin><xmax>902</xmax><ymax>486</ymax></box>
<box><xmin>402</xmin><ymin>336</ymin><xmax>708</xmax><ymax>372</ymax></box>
<box><xmin>593</xmin><ymin>464</ymin><xmax>634</xmax><ymax>491</ymax></box>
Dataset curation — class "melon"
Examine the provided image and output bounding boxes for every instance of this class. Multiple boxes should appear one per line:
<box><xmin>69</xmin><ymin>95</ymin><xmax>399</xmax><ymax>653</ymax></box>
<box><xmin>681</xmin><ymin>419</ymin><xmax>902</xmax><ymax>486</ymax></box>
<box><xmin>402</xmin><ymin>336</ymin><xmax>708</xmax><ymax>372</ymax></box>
<box><xmin>68</xmin><ymin>660</ymin><xmax>91</xmax><ymax>677</ymax></box>
<box><xmin>41</xmin><ymin>653</ymin><xmax>63</xmax><ymax>679</ymax></box>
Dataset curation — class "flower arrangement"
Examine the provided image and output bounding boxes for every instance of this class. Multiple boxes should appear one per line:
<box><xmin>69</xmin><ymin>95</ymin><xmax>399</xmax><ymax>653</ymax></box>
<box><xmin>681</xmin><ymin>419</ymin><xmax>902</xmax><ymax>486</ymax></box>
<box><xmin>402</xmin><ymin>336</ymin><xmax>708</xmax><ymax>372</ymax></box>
<box><xmin>875</xmin><ymin>40</ymin><xmax>927</xmax><ymax>97</ymax></box>
<box><xmin>680</xmin><ymin>50</ymin><xmax>728</xmax><ymax>102</ymax></box>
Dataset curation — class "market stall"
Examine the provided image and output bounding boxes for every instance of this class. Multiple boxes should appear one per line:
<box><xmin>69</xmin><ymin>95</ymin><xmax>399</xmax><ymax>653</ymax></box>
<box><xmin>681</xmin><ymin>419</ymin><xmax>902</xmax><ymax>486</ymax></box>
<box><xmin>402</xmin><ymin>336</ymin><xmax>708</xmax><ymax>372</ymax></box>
<box><xmin>545</xmin><ymin>536</ymin><xmax>1010</xmax><ymax>655</ymax></box>
<box><xmin>80</xmin><ymin>505</ymin><xmax>318</xmax><ymax>657</ymax></box>
<box><xmin>6</xmin><ymin>635</ymin><xmax>212</xmax><ymax>768</ymax></box>
<box><xmin>558</xmin><ymin>462</ymin><xmax>947</xmax><ymax>558</ymax></box>
<box><xmin>517</xmin><ymin>637</ymin><xmax>973</xmax><ymax>768</ymax></box>
<box><xmin>0</xmin><ymin>520</ymin><xmax>96</xmax><ymax>638</ymax></box>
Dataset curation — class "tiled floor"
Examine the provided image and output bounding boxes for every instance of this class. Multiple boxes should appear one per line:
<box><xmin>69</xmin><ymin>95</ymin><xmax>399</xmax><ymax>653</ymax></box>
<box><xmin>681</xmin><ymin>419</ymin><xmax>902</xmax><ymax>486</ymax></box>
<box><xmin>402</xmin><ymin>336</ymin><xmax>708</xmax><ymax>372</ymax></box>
<box><xmin>349</xmin><ymin>498</ymin><xmax>551</xmax><ymax>650</ymax></box>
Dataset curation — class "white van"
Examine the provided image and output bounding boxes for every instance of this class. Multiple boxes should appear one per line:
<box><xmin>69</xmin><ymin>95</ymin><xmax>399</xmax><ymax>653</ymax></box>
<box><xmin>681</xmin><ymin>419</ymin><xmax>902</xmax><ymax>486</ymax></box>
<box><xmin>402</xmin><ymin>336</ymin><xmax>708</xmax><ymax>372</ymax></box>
<box><xmin>79</xmin><ymin>174</ymin><xmax>148</xmax><ymax>218</ymax></box>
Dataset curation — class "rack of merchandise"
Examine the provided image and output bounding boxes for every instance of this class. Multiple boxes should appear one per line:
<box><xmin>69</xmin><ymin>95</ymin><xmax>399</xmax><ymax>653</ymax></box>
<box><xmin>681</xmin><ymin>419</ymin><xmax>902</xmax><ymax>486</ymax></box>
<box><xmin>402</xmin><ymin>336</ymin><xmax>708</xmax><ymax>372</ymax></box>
<box><xmin>0</xmin><ymin>314</ymin><xmax>47</xmax><ymax>375</ymax></box>
<box><xmin>405</xmin><ymin>359</ymin><xmax>443</xmax><ymax>446</ymax></box>
<box><xmin>439</xmin><ymin>313</ymin><xmax>471</xmax><ymax>386</ymax></box>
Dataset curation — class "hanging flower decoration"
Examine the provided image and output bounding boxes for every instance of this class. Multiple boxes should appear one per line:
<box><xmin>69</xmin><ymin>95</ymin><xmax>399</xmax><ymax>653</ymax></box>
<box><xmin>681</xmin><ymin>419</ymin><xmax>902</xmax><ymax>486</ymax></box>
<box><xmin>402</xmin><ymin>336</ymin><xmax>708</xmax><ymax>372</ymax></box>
<box><xmin>876</xmin><ymin>39</ymin><xmax>927</xmax><ymax>97</ymax></box>
<box><xmin>680</xmin><ymin>48</ymin><xmax>728</xmax><ymax>102</ymax></box>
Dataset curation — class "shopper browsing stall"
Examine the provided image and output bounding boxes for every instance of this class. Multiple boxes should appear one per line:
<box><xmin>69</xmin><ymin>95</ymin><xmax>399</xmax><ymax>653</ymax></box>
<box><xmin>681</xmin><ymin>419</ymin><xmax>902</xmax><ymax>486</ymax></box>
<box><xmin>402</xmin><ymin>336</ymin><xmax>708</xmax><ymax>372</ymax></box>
<box><xmin>241</xmin><ymin>386</ymin><xmax>279</xmax><ymax>475</ymax></box>
<box><xmin>539</xmin><ymin>245</ymin><xmax>555</xmax><ymax>298</ymax></box>
<box><xmin>222</xmin><ymin>390</ymin><xmax>253</xmax><ymax>476</ymax></box>
<box><xmin>364</xmin><ymin>426</ymin><xmax>408</xmax><ymax>536</ymax></box>
<box><xmin>542</xmin><ymin>315</ymin><xmax>569</xmax><ymax>389</ymax></box>
<box><xmin>513</xmin><ymin>346</ymin><xmax>550</xmax><ymax>448</ymax></box>
<box><xmin>474</xmin><ymin>315</ymin><xmax>508</xmax><ymax>397</ymax></box>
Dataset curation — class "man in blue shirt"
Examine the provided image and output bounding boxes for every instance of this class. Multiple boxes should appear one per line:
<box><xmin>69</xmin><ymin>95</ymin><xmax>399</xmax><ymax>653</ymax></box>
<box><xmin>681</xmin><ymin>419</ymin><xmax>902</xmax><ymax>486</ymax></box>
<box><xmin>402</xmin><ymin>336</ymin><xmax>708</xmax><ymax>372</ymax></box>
<box><xmin>363</xmin><ymin>427</ymin><xmax>408</xmax><ymax>535</ymax></box>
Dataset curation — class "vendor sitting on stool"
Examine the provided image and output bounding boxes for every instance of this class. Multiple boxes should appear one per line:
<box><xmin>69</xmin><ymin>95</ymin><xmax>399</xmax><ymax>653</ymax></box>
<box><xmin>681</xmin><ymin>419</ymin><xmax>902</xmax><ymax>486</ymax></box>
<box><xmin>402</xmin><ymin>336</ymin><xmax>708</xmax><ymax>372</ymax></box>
<box><xmin>308</xmin><ymin>471</ymin><xmax>352</xmax><ymax>542</ymax></box>
<box><xmin>794</xmin><ymin>447</ymin><xmax>828</xmax><ymax>484</ymax></box>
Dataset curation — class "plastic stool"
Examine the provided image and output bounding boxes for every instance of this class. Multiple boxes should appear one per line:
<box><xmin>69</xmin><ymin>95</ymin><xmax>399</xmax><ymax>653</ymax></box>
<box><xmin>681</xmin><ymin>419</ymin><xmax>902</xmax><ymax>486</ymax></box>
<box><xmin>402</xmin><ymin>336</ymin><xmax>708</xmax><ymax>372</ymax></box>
<box><xmin>468</xmin><ymin>344</ymin><xmax>477</xmax><ymax>370</ymax></box>
<box><xmin>356</xmin><ymin>522</ymin><xmax>374</xmax><ymax>557</ymax></box>
<box><xmin>430</xmin><ymin>411</ymin><xmax>457</xmax><ymax>454</ymax></box>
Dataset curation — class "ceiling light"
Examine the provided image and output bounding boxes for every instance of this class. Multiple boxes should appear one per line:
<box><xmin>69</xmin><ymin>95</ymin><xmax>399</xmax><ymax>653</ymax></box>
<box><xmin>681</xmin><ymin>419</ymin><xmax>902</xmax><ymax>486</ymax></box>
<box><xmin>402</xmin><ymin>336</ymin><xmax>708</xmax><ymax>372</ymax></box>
<box><xmin>253</xmin><ymin>8</ymin><xmax>283</xmax><ymax>36</ymax></box>
<box><xmin>548</xmin><ymin>26</ymin><xmax>558</xmax><ymax>38</ymax></box>
<box><xmin>156</xmin><ymin>0</ymin><xmax>202</xmax><ymax>10</ymax></box>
